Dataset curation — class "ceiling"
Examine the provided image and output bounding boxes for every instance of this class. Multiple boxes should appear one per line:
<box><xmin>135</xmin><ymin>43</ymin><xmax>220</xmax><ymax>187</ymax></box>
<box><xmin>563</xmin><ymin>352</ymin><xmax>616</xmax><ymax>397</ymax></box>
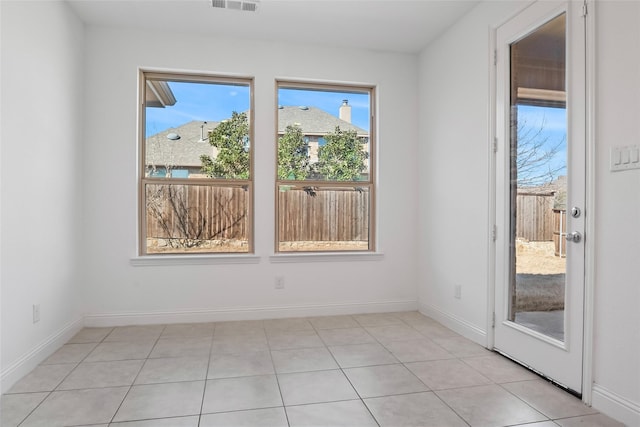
<box><xmin>67</xmin><ymin>0</ymin><xmax>480</xmax><ymax>54</ymax></box>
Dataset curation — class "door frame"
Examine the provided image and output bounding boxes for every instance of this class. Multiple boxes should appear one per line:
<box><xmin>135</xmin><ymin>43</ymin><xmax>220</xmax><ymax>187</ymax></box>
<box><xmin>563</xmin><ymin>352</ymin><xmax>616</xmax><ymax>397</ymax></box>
<box><xmin>487</xmin><ymin>0</ymin><xmax>596</xmax><ymax>405</ymax></box>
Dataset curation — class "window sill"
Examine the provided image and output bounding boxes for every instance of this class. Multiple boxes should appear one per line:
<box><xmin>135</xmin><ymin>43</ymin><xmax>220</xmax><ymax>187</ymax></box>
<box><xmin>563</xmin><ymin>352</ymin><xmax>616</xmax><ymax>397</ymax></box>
<box><xmin>130</xmin><ymin>254</ymin><xmax>261</xmax><ymax>267</ymax></box>
<box><xmin>269</xmin><ymin>252</ymin><xmax>384</xmax><ymax>263</ymax></box>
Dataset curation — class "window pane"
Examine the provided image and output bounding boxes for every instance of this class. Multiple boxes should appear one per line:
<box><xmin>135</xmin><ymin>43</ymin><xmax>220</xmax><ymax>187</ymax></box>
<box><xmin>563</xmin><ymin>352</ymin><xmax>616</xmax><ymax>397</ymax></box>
<box><xmin>277</xmin><ymin>185</ymin><xmax>370</xmax><ymax>252</ymax></box>
<box><xmin>509</xmin><ymin>13</ymin><xmax>567</xmax><ymax>341</ymax></box>
<box><xmin>141</xmin><ymin>74</ymin><xmax>253</xmax><ymax>256</ymax></box>
<box><xmin>145</xmin><ymin>183</ymin><xmax>249</xmax><ymax>254</ymax></box>
<box><xmin>277</xmin><ymin>88</ymin><xmax>370</xmax><ymax>182</ymax></box>
<box><xmin>145</xmin><ymin>80</ymin><xmax>251</xmax><ymax>179</ymax></box>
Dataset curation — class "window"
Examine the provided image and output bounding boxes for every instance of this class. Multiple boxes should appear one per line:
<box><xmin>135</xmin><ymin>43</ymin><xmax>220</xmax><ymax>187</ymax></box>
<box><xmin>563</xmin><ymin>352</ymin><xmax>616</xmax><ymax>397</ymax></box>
<box><xmin>276</xmin><ymin>82</ymin><xmax>375</xmax><ymax>252</ymax></box>
<box><xmin>140</xmin><ymin>71</ymin><xmax>253</xmax><ymax>255</ymax></box>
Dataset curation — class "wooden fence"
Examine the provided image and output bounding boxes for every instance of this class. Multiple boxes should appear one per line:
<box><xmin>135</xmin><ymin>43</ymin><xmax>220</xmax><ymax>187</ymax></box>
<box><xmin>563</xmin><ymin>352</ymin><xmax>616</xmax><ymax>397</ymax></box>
<box><xmin>146</xmin><ymin>184</ymin><xmax>248</xmax><ymax>240</ymax></box>
<box><xmin>516</xmin><ymin>193</ymin><xmax>555</xmax><ymax>241</ymax></box>
<box><xmin>278</xmin><ymin>187</ymin><xmax>369</xmax><ymax>242</ymax></box>
<box><xmin>552</xmin><ymin>208</ymin><xmax>567</xmax><ymax>257</ymax></box>
<box><xmin>516</xmin><ymin>192</ymin><xmax>567</xmax><ymax>252</ymax></box>
<box><xmin>146</xmin><ymin>184</ymin><xmax>369</xmax><ymax>243</ymax></box>
<box><xmin>147</xmin><ymin>185</ymin><xmax>563</xmax><ymax>246</ymax></box>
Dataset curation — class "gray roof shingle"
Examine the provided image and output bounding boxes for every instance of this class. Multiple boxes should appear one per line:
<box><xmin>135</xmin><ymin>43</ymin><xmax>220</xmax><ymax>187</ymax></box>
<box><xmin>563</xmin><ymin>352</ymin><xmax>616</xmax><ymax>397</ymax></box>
<box><xmin>146</xmin><ymin>120</ymin><xmax>218</xmax><ymax>167</ymax></box>
<box><xmin>145</xmin><ymin>106</ymin><xmax>368</xmax><ymax>168</ymax></box>
<box><xmin>278</xmin><ymin>106</ymin><xmax>367</xmax><ymax>135</ymax></box>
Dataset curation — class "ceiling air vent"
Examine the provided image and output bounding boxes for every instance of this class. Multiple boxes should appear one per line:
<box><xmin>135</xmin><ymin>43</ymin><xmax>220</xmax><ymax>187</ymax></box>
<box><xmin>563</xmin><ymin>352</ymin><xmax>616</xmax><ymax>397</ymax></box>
<box><xmin>241</xmin><ymin>1</ymin><xmax>258</xmax><ymax>12</ymax></box>
<box><xmin>211</xmin><ymin>0</ymin><xmax>259</xmax><ymax>12</ymax></box>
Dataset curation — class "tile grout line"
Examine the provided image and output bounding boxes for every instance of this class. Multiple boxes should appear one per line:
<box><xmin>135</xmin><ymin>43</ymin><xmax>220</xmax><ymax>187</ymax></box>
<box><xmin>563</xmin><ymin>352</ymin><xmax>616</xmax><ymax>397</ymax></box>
<box><xmin>317</xmin><ymin>314</ymin><xmax>407</xmax><ymax>427</ymax></box>
<box><xmin>497</xmin><ymin>380</ymin><xmax>555</xmax><ymax>422</ymax></box>
<box><xmin>264</xmin><ymin>322</ymin><xmax>291</xmax><ymax>427</ymax></box>
<box><xmin>15</xmin><ymin>392</ymin><xmax>52</xmax><ymax>427</ymax></box>
<box><xmin>378</xmin><ymin>316</ymin><xmax>473</xmax><ymax>427</ymax></box>
<box><xmin>107</xmin><ymin>324</ymin><xmax>167</xmax><ymax>425</ymax></box>
<box><xmin>197</xmin><ymin>323</ymin><xmax>217</xmax><ymax>427</ymax></box>
<box><xmin>354</xmin><ymin>314</ymin><xmax>473</xmax><ymax>427</ymax></box>
<box><xmin>400</xmin><ymin>315</ymin><xmax>480</xmax><ymax>427</ymax></box>
<box><xmin>15</xmin><ymin>328</ymin><xmax>116</xmax><ymax>427</ymax></box>
<box><xmin>6</xmin><ymin>313</ymin><xmax>602</xmax><ymax>427</ymax></box>
<box><xmin>351</xmin><ymin>313</ymin><xmax>473</xmax><ymax>424</ymax></box>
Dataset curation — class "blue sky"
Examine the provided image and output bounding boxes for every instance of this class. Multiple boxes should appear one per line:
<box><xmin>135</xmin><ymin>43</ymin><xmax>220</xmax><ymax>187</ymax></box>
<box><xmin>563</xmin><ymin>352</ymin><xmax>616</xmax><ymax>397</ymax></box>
<box><xmin>146</xmin><ymin>81</ymin><xmax>250</xmax><ymax>136</ymax></box>
<box><xmin>278</xmin><ymin>88</ymin><xmax>370</xmax><ymax>131</ymax></box>
<box><xmin>146</xmin><ymin>81</ymin><xmax>370</xmax><ymax>136</ymax></box>
<box><xmin>517</xmin><ymin>104</ymin><xmax>567</xmax><ymax>183</ymax></box>
<box><xmin>147</xmin><ymin>81</ymin><xmax>562</xmax><ymax>183</ymax></box>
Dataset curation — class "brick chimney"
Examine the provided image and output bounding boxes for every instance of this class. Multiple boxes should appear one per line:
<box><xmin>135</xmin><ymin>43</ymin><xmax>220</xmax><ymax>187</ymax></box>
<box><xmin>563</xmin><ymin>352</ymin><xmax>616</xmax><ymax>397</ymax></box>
<box><xmin>339</xmin><ymin>99</ymin><xmax>351</xmax><ymax>123</ymax></box>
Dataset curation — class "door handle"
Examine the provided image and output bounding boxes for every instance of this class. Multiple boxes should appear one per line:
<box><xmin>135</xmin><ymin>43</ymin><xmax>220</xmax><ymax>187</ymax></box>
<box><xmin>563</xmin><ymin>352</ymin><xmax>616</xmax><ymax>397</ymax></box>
<box><xmin>565</xmin><ymin>231</ymin><xmax>582</xmax><ymax>243</ymax></box>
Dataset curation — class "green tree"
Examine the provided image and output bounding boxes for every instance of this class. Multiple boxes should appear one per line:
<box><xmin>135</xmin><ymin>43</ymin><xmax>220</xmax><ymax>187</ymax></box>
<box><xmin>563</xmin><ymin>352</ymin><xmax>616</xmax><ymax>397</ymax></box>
<box><xmin>317</xmin><ymin>126</ymin><xmax>368</xmax><ymax>181</ymax></box>
<box><xmin>278</xmin><ymin>125</ymin><xmax>310</xmax><ymax>180</ymax></box>
<box><xmin>200</xmin><ymin>111</ymin><xmax>250</xmax><ymax>179</ymax></box>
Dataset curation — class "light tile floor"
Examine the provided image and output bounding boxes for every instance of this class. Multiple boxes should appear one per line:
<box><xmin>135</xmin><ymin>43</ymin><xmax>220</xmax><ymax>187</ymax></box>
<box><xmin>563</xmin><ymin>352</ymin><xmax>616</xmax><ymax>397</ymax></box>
<box><xmin>1</xmin><ymin>312</ymin><xmax>625</xmax><ymax>427</ymax></box>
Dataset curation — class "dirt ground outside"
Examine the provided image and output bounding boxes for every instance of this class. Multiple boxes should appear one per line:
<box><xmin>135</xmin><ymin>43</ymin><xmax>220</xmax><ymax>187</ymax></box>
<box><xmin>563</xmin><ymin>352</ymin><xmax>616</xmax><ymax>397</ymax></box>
<box><xmin>278</xmin><ymin>241</ymin><xmax>368</xmax><ymax>252</ymax></box>
<box><xmin>146</xmin><ymin>238</ymin><xmax>249</xmax><ymax>253</ymax></box>
<box><xmin>516</xmin><ymin>239</ymin><xmax>566</xmax><ymax>275</ymax></box>
<box><xmin>146</xmin><ymin>239</ymin><xmax>368</xmax><ymax>254</ymax></box>
<box><xmin>515</xmin><ymin>239</ymin><xmax>566</xmax><ymax>312</ymax></box>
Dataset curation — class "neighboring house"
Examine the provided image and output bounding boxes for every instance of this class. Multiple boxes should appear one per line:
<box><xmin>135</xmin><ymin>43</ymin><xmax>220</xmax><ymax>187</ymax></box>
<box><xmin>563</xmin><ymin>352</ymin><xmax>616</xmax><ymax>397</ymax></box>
<box><xmin>277</xmin><ymin>100</ymin><xmax>369</xmax><ymax>166</ymax></box>
<box><xmin>145</xmin><ymin>100</ymin><xmax>368</xmax><ymax>178</ymax></box>
<box><xmin>145</xmin><ymin>120</ymin><xmax>219</xmax><ymax>178</ymax></box>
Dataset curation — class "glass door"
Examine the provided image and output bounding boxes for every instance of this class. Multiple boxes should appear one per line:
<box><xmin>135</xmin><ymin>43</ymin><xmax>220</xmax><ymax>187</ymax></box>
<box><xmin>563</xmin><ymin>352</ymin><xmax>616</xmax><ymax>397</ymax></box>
<box><xmin>494</xmin><ymin>1</ymin><xmax>586</xmax><ymax>394</ymax></box>
<box><xmin>509</xmin><ymin>13</ymin><xmax>568</xmax><ymax>341</ymax></box>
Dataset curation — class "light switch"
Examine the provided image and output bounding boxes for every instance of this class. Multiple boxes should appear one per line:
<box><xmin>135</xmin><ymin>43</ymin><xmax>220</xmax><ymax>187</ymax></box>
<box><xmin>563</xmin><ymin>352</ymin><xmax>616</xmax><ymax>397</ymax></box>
<box><xmin>611</xmin><ymin>145</ymin><xmax>640</xmax><ymax>172</ymax></box>
<box><xmin>621</xmin><ymin>149</ymin><xmax>631</xmax><ymax>164</ymax></box>
<box><xmin>613</xmin><ymin>148</ymin><xmax>622</xmax><ymax>165</ymax></box>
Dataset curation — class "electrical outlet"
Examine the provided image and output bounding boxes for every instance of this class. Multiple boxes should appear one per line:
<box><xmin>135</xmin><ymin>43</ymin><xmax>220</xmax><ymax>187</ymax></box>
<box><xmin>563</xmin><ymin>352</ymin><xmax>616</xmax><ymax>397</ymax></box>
<box><xmin>275</xmin><ymin>276</ymin><xmax>285</xmax><ymax>289</ymax></box>
<box><xmin>33</xmin><ymin>304</ymin><xmax>40</xmax><ymax>323</ymax></box>
<box><xmin>454</xmin><ymin>285</ymin><xmax>462</xmax><ymax>300</ymax></box>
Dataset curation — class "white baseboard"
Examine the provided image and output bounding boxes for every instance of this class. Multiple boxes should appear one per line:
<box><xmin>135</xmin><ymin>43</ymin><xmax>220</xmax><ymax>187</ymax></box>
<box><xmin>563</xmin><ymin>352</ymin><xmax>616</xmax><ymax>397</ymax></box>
<box><xmin>1</xmin><ymin>317</ymin><xmax>84</xmax><ymax>394</ymax></box>
<box><xmin>592</xmin><ymin>383</ymin><xmax>640</xmax><ymax>426</ymax></box>
<box><xmin>84</xmin><ymin>300</ymin><xmax>419</xmax><ymax>327</ymax></box>
<box><xmin>419</xmin><ymin>303</ymin><xmax>488</xmax><ymax>346</ymax></box>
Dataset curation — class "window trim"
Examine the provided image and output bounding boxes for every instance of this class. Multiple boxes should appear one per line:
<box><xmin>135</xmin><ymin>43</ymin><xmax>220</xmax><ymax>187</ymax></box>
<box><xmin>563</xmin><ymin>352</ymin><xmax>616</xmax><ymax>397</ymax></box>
<box><xmin>274</xmin><ymin>80</ymin><xmax>377</xmax><ymax>254</ymax></box>
<box><xmin>269</xmin><ymin>252</ymin><xmax>384</xmax><ymax>264</ymax></box>
<box><xmin>138</xmin><ymin>69</ymin><xmax>255</xmax><ymax>256</ymax></box>
<box><xmin>130</xmin><ymin>254</ymin><xmax>261</xmax><ymax>267</ymax></box>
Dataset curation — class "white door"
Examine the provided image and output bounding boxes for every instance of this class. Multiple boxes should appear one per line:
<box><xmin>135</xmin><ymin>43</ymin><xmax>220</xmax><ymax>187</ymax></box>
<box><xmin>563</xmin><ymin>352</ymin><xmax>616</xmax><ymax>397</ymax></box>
<box><xmin>494</xmin><ymin>1</ymin><xmax>586</xmax><ymax>394</ymax></box>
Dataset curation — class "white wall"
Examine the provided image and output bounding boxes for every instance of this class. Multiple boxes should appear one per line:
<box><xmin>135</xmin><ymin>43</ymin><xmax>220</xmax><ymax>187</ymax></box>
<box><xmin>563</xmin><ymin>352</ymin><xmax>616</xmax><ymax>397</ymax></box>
<box><xmin>590</xmin><ymin>2</ymin><xmax>640</xmax><ymax>424</ymax></box>
<box><xmin>80</xmin><ymin>27</ymin><xmax>420</xmax><ymax>323</ymax></box>
<box><xmin>418</xmin><ymin>1</ymin><xmax>640</xmax><ymax>424</ymax></box>
<box><xmin>1</xmin><ymin>1</ymin><xmax>85</xmax><ymax>392</ymax></box>
<box><xmin>417</xmin><ymin>1</ymin><xmax>527</xmax><ymax>342</ymax></box>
